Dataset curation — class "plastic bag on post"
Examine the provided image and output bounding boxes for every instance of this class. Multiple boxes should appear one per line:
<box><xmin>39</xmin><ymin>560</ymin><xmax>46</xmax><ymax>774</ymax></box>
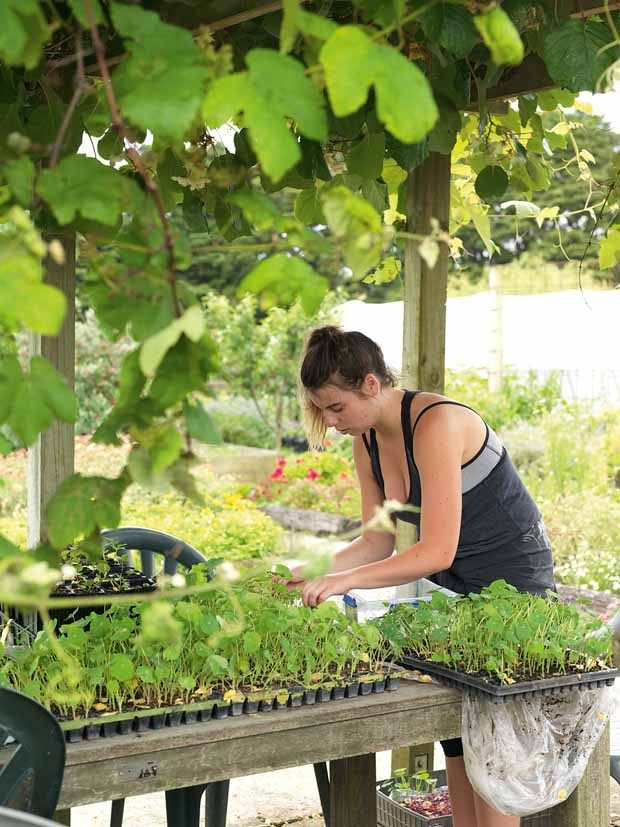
<box><xmin>462</xmin><ymin>686</ymin><xmax>613</xmax><ymax>816</ymax></box>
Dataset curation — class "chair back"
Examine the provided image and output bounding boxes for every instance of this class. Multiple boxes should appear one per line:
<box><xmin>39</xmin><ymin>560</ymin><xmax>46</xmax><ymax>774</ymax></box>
<box><xmin>101</xmin><ymin>527</ymin><xmax>208</xmax><ymax>577</ymax></box>
<box><xmin>0</xmin><ymin>688</ymin><xmax>65</xmax><ymax>817</ymax></box>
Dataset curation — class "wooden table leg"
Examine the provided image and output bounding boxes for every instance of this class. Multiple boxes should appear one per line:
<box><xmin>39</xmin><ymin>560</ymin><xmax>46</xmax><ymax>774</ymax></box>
<box><xmin>552</xmin><ymin>722</ymin><xmax>610</xmax><ymax>827</ymax></box>
<box><xmin>329</xmin><ymin>753</ymin><xmax>376</xmax><ymax>827</ymax></box>
<box><xmin>53</xmin><ymin>809</ymin><xmax>71</xmax><ymax>825</ymax></box>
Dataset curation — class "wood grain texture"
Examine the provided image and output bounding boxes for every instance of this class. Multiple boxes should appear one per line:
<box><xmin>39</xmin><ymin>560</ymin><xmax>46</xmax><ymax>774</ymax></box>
<box><xmin>57</xmin><ymin>682</ymin><xmax>461</xmax><ymax>808</ymax></box>
<box><xmin>330</xmin><ymin>754</ymin><xmax>376</xmax><ymax>827</ymax></box>
<box><xmin>27</xmin><ymin>231</ymin><xmax>76</xmax><ymax>547</ymax></box>
<box><xmin>552</xmin><ymin>723</ymin><xmax>610</xmax><ymax>827</ymax></box>
<box><xmin>402</xmin><ymin>153</ymin><xmax>451</xmax><ymax>394</ymax></box>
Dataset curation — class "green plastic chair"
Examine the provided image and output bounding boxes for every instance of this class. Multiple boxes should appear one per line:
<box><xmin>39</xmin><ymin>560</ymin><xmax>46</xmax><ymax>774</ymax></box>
<box><xmin>0</xmin><ymin>688</ymin><xmax>65</xmax><ymax>818</ymax></box>
<box><xmin>99</xmin><ymin>527</ymin><xmax>230</xmax><ymax>827</ymax></box>
<box><xmin>0</xmin><ymin>806</ymin><xmax>63</xmax><ymax>827</ymax></box>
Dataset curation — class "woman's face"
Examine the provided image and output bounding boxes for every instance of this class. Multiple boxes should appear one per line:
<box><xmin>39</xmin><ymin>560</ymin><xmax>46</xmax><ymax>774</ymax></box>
<box><xmin>309</xmin><ymin>378</ymin><xmax>379</xmax><ymax>436</ymax></box>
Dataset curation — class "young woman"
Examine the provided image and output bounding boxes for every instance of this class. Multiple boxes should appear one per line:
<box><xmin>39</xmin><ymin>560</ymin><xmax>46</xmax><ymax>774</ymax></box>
<box><xmin>286</xmin><ymin>325</ymin><xmax>555</xmax><ymax>827</ymax></box>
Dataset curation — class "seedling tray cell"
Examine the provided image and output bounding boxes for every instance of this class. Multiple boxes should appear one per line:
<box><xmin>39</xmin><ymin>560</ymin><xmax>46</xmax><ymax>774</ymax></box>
<box><xmin>397</xmin><ymin>655</ymin><xmax>619</xmax><ymax>699</ymax></box>
<box><xmin>58</xmin><ymin>668</ymin><xmax>404</xmax><ymax>742</ymax></box>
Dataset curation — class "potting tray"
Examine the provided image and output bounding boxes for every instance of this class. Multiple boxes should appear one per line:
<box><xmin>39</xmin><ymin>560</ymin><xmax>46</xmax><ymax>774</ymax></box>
<box><xmin>377</xmin><ymin>771</ymin><xmax>553</xmax><ymax>827</ymax></box>
<box><xmin>397</xmin><ymin>655</ymin><xmax>619</xmax><ymax>699</ymax></box>
<box><xmin>59</xmin><ymin>670</ymin><xmax>403</xmax><ymax>743</ymax></box>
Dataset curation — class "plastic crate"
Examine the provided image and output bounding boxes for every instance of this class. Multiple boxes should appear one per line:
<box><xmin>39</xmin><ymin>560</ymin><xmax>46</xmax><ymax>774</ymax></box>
<box><xmin>343</xmin><ymin>580</ymin><xmax>458</xmax><ymax>624</ymax></box>
<box><xmin>377</xmin><ymin>771</ymin><xmax>553</xmax><ymax>827</ymax></box>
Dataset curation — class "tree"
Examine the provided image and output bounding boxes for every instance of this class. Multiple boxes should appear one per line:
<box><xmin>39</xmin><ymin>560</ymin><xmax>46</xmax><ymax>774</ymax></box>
<box><xmin>203</xmin><ymin>290</ymin><xmax>341</xmax><ymax>449</ymax></box>
<box><xmin>454</xmin><ymin>110</ymin><xmax>620</xmax><ymax>285</ymax></box>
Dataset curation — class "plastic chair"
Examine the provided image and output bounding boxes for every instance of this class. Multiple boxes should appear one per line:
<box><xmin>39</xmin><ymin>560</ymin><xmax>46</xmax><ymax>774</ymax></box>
<box><xmin>0</xmin><ymin>688</ymin><xmax>65</xmax><ymax>818</ymax></box>
<box><xmin>0</xmin><ymin>807</ymin><xmax>63</xmax><ymax>827</ymax></box>
<box><xmin>99</xmin><ymin>527</ymin><xmax>230</xmax><ymax>827</ymax></box>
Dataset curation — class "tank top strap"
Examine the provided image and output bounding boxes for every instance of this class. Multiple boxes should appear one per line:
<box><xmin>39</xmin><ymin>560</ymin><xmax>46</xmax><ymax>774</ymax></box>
<box><xmin>400</xmin><ymin>390</ymin><xmax>418</xmax><ymax>476</ymax></box>
<box><xmin>362</xmin><ymin>429</ymin><xmax>386</xmax><ymax>493</ymax></box>
<box><xmin>410</xmin><ymin>399</ymin><xmax>482</xmax><ymax>440</ymax></box>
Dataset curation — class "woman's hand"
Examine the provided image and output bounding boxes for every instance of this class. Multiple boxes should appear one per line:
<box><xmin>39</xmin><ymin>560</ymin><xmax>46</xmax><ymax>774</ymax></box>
<box><xmin>302</xmin><ymin>572</ymin><xmax>352</xmax><ymax>607</ymax></box>
<box><xmin>276</xmin><ymin>565</ymin><xmax>307</xmax><ymax>590</ymax></box>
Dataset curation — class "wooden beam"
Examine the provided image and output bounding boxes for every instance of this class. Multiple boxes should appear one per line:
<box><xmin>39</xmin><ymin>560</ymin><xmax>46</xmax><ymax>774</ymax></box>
<box><xmin>330</xmin><ymin>754</ymin><xmax>377</xmax><ymax>827</ymax></box>
<box><xmin>27</xmin><ymin>232</ymin><xmax>76</xmax><ymax>547</ymax></box>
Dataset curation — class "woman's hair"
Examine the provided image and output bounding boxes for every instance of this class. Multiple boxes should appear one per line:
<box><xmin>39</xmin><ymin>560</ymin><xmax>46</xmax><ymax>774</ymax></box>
<box><xmin>299</xmin><ymin>325</ymin><xmax>396</xmax><ymax>447</ymax></box>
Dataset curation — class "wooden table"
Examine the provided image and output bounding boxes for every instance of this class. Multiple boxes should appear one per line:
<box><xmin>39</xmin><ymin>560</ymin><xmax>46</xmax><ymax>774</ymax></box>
<box><xmin>55</xmin><ymin>679</ymin><xmax>610</xmax><ymax>827</ymax></box>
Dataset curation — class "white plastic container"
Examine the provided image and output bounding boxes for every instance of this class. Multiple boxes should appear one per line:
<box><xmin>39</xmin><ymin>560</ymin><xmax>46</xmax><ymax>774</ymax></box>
<box><xmin>343</xmin><ymin>579</ymin><xmax>458</xmax><ymax>623</ymax></box>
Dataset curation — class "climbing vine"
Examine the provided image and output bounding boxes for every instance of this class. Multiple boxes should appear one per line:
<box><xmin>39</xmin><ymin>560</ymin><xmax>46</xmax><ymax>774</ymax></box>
<box><xmin>0</xmin><ymin>0</ymin><xmax>620</xmax><ymax>590</ymax></box>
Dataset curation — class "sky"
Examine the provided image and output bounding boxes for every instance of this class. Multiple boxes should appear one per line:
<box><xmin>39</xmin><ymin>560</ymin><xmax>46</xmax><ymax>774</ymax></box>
<box><xmin>578</xmin><ymin>88</ymin><xmax>620</xmax><ymax>132</ymax></box>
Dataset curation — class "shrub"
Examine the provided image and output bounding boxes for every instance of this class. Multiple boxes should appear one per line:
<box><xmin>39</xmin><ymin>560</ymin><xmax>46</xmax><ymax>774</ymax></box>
<box><xmin>208</xmin><ymin>409</ymin><xmax>275</xmax><ymax>450</ymax></box>
<box><xmin>445</xmin><ymin>368</ymin><xmax>563</xmax><ymax>431</ymax></box>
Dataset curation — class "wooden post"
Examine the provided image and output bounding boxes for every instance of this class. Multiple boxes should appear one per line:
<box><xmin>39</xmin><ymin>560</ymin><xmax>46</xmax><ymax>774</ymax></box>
<box><xmin>27</xmin><ymin>231</ymin><xmax>76</xmax><ymax>547</ymax></box>
<box><xmin>552</xmin><ymin>723</ymin><xmax>610</xmax><ymax>827</ymax></box>
<box><xmin>401</xmin><ymin>152</ymin><xmax>451</xmax><ymax>394</ymax></box>
<box><xmin>329</xmin><ymin>753</ymin><xmax>376</xmax><ymax>827</ymax></box>
<box><xmin>394</xmin><ymin>152</ymin><xmax>452</xmax><ymax>774</ymax></box>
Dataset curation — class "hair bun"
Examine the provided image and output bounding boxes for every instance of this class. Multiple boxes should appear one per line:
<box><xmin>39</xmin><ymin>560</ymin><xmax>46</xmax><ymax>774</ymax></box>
<box><xmin>307</xmin><ymin>325</ymin><xmax>342</xmax><ymax>348</ymax></box>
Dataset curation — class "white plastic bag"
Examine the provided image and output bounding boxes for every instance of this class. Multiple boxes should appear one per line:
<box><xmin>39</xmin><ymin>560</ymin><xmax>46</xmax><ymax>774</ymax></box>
<box><xmin>462</xmin><ymin>685</ymin><xmax>613</xmax><ymax>816</ymax></box>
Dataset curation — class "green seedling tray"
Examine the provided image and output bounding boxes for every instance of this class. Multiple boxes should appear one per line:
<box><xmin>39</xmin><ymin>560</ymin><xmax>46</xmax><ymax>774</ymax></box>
<box><xmin>397</xmin><ymin>655</ymin><xmax>619</xmax><ymax>699</ymax></box>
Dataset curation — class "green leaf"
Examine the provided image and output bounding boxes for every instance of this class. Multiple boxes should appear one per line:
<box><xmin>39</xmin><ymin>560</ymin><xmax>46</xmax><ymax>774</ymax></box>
<box><xmin>474</xmin><ymin>8</ymin><xmax>525</xmax><ymax>66</ymax></box>
<box><xmin>184</xmin><ymin>400</ymin><xmax>221</xmax><ymax>444</ymax></box>
<box><xmin>0</xmin><ymin>240</ymin><xmax>67</xmax><ymax>335</ymax></box>
<box><xmin>37</xmin><ymin>156</ymin><xmax>141</xmax><ymax>226</ymax></box>
<box><xmin>321</xmin><ymin>185</ymin><xmax>382</xmax><ymax>277</ymax></box>
<box><xmin>297</xmin><ymin>9</ymin><xmax>338</xmax><ymax>41</ymax></box>
<box><xmin>203</xmin><ymin>49</ymin><xmax>327</xmax><ymax>182</ymax></box>
<box><xmin>543</xmin><ymin>20</ymin><xmax>619</xmax><ymax>92</ymax></box>
<box><xmin>139</xmin><ymin>305</ymin><xmax>205</xmax><ymax>377</ymax></box>
<box><xmin>229</xmin><ymin>190</ymin><xmax>280</xmax><ymax>231</ymax></box>
<box><xmin>295</xmin><ymin>187</ymin><xmax>325</xmax><ymax>224</ymax></box>
<box><xmin>0</xmin><ymin>356</ymin><xmax>76</xmax><ymax>446</ymax></box>
<box><xmin>518</xmin><ymin>94</ymin><xmax>537</xmax><ymax>127</ymax></box>
<box><xmin>0</xmin><ymin>0</ymin><xmax>50</xmax><ymax>69</ymax></box>
<box><xmin>47</xmin><ymin>473</ymin><xmax>127</xmax><ymax>549</ymax></box>
<box><xmin>280</xmin><ymin>0</ymin><xmax>299</xmax><ymax>53</ymax></box>
<box><xmin>385</xmin><ymin>134</ymin><xmax>428</xmax><ymax>172</ymax></box>
<box><xmin>97</xmin><ymin>128</ymin><xmax>124</xmax><ymax>162</ymax></box>
<box><xmin>320</xmin><ymin>27</ymin><xmax>438</xmax><ymax>144</ymax></box>
<box><xmin>243</xmin><ymin>630</ymin><xmax>261</xmax><ymax>653</ymax></box>
<box><xmin>239</xmin><ymin>254</ymin><xmax>328</xmax><ymax>314</ymax></box>
<box><xmin>421</xmin><ymin>4</ymin><xmax>478</xmax><ymax>59</ymax></box>
<box><xmin>363</xmin><ymin>256</ymin><xmax>401</xmax><ymax>284</ymax></box>
<box><xmin>599</xmin><ymin>226</ymin><xmax>620</xmax><ymax>270</ymax></box>
<box><xmin>361</xmin><ymin>179</ymin><xmax>388</xmax><ymax>214</ymax></box>
<box><xmin>536</xmin><ymin>89</ymin><xmax>576</xmax><ymax>110</ymax></box>
<box><xmin>108</xmin><ymin>653</ymin><xmax>135</xmax><ymax>682</ymax></box>
<box><xmin>66</xmin><ymin>0</ymin><xmax>104</xmax><ymax>26</ymax></box>
<box><xmin>110</xmin><ymin>3</ymin><xmax>209</xmax><ymax>142</ymax></box>
<box><xmin>474</xmin><ymin>166</ymin><xmax>509</xmax><ymax>201</ymax></box>
<box><xmin>150</xmin><ymin>425</ymin><xmax>184</xmax><ymax>473</ymax></box>
<box><xmin>427</xmin><ymin>100</ymin><xmax>461</xmax><ymax>155</ymax></box>
<box><xmin>149</xmin><ymin>335</ymin><xmax>218</xmax><ymax>409</ymax></box>
<box><xmin>4</xmin><ymin>158</ymin><xmax>35</xmax><ymax>206</ymax></box>
<box><xmin>347</xmin><ymin>132</ymin><xmax>385</xmax><ymax>179</ymax></box>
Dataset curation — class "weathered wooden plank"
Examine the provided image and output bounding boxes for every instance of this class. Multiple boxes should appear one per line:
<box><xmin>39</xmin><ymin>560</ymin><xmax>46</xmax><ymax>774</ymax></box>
<box><xmin>57</xmin><ymin>683</ymin><xmax>461</xmax><ymax>808</ymax></box>
<box><xmin>259</xmin><ymin>504</ymin><xmax>361</xmax><ymax>536</ymax></box>
<box><xmin>402</xmin><ymin>152</ymin><xmax>451</xmax><ymax>394</ymax></box>
<box><xmin>552</xmin><ymin>722</ymin><xmax>610</xmax><ymax>827</ymax></box>
<box><xmin>27</xmin><ymin>231</ymin><xmax>76</xmax><ymax>547</ymax></box>
<box><xmin>330</xmin><ymin>754</ymin><xmax>376</xmax><ymax>827</ymax></box>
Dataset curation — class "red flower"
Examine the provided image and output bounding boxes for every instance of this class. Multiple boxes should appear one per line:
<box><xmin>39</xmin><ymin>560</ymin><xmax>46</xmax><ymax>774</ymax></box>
<box><xmin>306</xmin><ymin>468</ymin><xmax>319</xmax><ymax>480</ymax></box>
<box><xmin>270</xmin><ymin>466</ymin><xmax>284</xmax><ymax>480</ymax></box>
<box><xmin>277</xmin><ymin>457</ymin><xmax>287</xmax><ymax>467</ymax></box>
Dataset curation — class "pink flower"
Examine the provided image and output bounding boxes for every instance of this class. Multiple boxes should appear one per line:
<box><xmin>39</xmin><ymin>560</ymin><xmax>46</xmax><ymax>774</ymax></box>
<box><xmin>270</xmin><ymin>466</ymin><xmax>284</xmax><ymax>480</ymax></box>
<box><xmin>306</xmin><ymin>468</ymin><xmax>319</xmax><ymax>481</ymax></box>
<box><xmin>277</xmin><ymin>457</ymin><xmax>287</xmax><ymax>467</ymax></box>
<box><xmin>339</xmin><ymin>472</ymin><xmax>349</xmax><ymax>480</ymax></box>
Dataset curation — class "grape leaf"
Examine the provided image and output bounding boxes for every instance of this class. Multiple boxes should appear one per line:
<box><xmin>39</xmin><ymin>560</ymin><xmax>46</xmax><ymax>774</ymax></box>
<box><xmin>544</xmin><ymin>20</ymin><xmax>619</xmax><ymax>92</ymax></box>
<box><xmin>37</xmin><ymin>156</ymin><xmax>142</xmax><ymax>226</ymax></box>
<box><xmin>203</xmin><ymin>49</ymin><xmax>327</xmax><ymax>182</ymax></box>
<box><xmin>47</xmin><ymin>473</ymin><xmax>127</xmax><ymax>549</ymax></box>
<box><xmin>421</xmin><ymin>4</ymin><xmax>478</xmax><ymax>59</ymax></box>
<box><xmin>320</xmin><ymin>26</ymin><xmax>438</xmax><ymax>144</ymax></box>
<box><xmin>321</xmin><ymin>185</ymin><xmax>383</xmax><ymax>277</ymax></box>
<box><xmin>0</xmin><ymin>0</ymin><xmax>50</xmax><ymax>69</ymax></box>
<box><xmin>347</xmin><ymin>132</ymin><xmax>385</xmax><ymax>179</ymax></box>
<box><xmin>599</xmin><ymin>226</ymin><xmax>620</xmax><ymax>270</ymax></box>
<box><xmin>184</xmin><ymin>400</ymin><xmax>222</xmax><ymax>444</ymax></box>
<box><xmin>110</xmin><ymin>2</ymin><xmax>209</xmax><ymax>142</ymax></box>
<box><xmin>239</xmin><ymin>254</ymin><xmax>328</xmax><ymax>314</ymax></box>
<box><xmin>66</xmin><ymin>0</ymin><xmax>104</xmax><ymax>26</ymax></box>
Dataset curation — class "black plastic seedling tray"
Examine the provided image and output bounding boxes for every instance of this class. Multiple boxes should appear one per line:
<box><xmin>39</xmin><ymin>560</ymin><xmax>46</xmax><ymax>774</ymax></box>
<box><xmin>397</xmin><ymin>655</ymin><xmax>619</xmax><ymax>700</ymax></box>
<box><xmin>59</xmin><ymin>671</ymin><xmax>402</xmax><ymax>743</ymax></box>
